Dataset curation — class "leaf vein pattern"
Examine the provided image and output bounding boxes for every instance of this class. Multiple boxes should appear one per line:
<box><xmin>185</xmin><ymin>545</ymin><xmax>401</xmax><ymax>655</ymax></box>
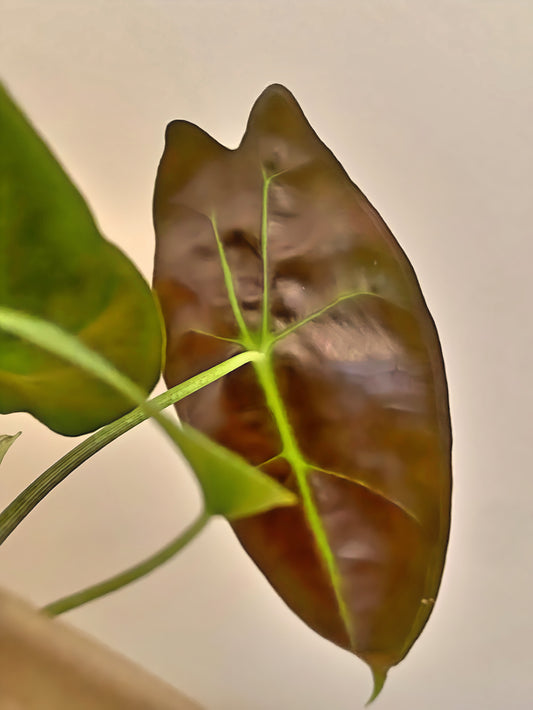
<box><xmin>211</xmin><ymin>172</ymin><xmax>363</xmax><ymax>649</ymax></box>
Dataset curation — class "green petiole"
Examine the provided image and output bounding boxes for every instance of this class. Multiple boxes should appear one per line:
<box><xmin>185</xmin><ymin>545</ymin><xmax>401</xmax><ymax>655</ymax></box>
<box><xmin>0</xmin><ymin>350</ymin><xmax>258</xmax><ymax>545</ymax></box>
<box><xmin>42</xmin><ymin>510</ymin><xmax>211</xmax><ymax>616</ymax></box>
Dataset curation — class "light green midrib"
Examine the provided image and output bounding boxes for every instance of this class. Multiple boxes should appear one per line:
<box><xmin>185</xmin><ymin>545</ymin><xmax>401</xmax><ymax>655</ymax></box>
<box><xmin>252</xmin><ymin>354</ymin><xmax>355</xmax><ymax>646</ymax></box>
<box><xmin>213</xmin><ymin>170</ymin><xmax>356</xmax><ymax>649</ymax></box>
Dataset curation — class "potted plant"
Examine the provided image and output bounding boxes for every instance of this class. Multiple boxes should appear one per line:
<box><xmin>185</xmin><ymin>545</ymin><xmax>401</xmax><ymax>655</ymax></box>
<box><xmin>0</xmin><ymin>82</ymin><xmax>451</xmax><ymax>707</ymax></box>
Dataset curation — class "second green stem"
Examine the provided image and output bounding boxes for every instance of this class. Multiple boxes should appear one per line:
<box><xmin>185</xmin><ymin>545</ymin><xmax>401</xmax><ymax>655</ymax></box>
<box><xmin>43</xmin><ymin>510</ymin><xmax>211</xmax><ymax>616</ymax></box>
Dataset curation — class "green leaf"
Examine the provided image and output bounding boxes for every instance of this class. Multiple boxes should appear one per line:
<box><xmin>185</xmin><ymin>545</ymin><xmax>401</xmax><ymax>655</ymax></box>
<box><xmin>0</xmin><ymin>431</ymin><xmax>21</xmax><ymax>466</ymax></box>
<box><xmin>0</xmin><ymin>307</ymin><xmax>296</xmax><ymax>520</ymax></box>
<box><xmin>0</xmin><ymin>83</ymin><xmax>162</xmax><ymax>435</ymax></box>
<box><xmin>175</xmin><ymin>422</ymin><xmax>296</xmax><ymax>519</ymax></box>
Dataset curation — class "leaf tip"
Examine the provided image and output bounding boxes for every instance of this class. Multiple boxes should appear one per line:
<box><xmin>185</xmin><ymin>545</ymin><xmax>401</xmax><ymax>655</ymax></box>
<box><xmin>365</xmin><ymin>667</ymin><xmax>388</xmax><ymax>706</ymax></box>
<box><xmin>0</xmin><ymin>430</ymin><xmax>22</xmax><ymax>466</ymax></box>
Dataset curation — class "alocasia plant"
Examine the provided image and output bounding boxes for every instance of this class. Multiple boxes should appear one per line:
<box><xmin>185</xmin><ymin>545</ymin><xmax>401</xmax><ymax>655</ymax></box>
<box><xmin>0</xmin><ymin>81</ymin><xmax>451</xmax><ymax>705</ymax></box>
<box><xmin>153</xmin><ymin>84</ymin><xmax>452</xmax><ymax>700</ymax></box>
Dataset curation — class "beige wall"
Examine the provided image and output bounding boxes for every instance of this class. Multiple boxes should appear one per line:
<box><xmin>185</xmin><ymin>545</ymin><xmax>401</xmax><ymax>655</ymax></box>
<box><xmin>1</xmin><ymin>2</ymin><xmax>532</xmax><ymax>708</ymax></box>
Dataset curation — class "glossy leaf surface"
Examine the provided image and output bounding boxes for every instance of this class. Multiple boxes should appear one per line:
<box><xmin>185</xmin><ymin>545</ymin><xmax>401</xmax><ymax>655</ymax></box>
<box><xmin>0</xmin><ymin>83</ymin><xmax>162</xmax><ymax>435</ymax></box>
<box><xmin>153</xmin><ymin>85</ymin><xmax>452</xmax><ymax>694</ymax></box>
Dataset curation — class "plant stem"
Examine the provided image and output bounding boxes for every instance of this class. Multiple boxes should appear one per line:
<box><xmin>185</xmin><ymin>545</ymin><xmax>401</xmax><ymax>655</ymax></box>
<box><xmin>0</xmin><ymin>351</ymin><xmax>256</xmax><ymax>545</ymax></box>
<box><xmin>42</xmin><ymin>510</ymin><xmax>211</xmax><ymax>616</ymax></box>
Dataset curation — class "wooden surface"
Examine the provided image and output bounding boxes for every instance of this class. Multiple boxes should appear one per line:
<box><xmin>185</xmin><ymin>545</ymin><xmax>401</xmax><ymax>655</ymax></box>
<box><xmin>0</xmin><ymin>588</ymin><xmax>203</xmax><ymax>709</ymax></box>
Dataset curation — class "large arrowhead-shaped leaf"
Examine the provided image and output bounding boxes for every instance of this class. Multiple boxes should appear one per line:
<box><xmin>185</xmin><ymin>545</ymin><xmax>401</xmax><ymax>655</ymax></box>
<box><xmin>153</xmin><ymin>85</ymin><xmax>452</xmax><ymax>697</ymax></box>
<box><xmin>0</xmin><ymin>83</ymin><xmax>162</xmax><ymax>435</ymax></box>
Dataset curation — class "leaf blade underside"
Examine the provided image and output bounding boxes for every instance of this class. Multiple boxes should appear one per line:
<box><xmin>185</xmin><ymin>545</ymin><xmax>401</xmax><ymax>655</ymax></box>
<box><xmin>153</xmin><ymin>84</ymin><xmax>452</xmax><ymax>698</ymax></box>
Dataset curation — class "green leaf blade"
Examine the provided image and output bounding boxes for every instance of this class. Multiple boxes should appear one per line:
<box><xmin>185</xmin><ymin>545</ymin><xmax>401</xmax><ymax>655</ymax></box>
<box><xmin>0</xmin><ymin>83</ymin><xmax>162</xmax><ymax>435</ymax></box>
<box><xmin>175</xmin><ymin>422</ymin><xmax>296</xmax><ymax>519</ymax></box>
<box><xmin>0</xmin><ymin>431</ymin><xmax>21</xmax><ymax>467</ymax></box>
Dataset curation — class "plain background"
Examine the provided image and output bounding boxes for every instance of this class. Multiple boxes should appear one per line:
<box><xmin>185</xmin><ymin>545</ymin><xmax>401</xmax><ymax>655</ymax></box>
<box><xmin>0</xmin><ymin>1</ymin><xmax>532</xmax><ymax>708</ymax></box>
